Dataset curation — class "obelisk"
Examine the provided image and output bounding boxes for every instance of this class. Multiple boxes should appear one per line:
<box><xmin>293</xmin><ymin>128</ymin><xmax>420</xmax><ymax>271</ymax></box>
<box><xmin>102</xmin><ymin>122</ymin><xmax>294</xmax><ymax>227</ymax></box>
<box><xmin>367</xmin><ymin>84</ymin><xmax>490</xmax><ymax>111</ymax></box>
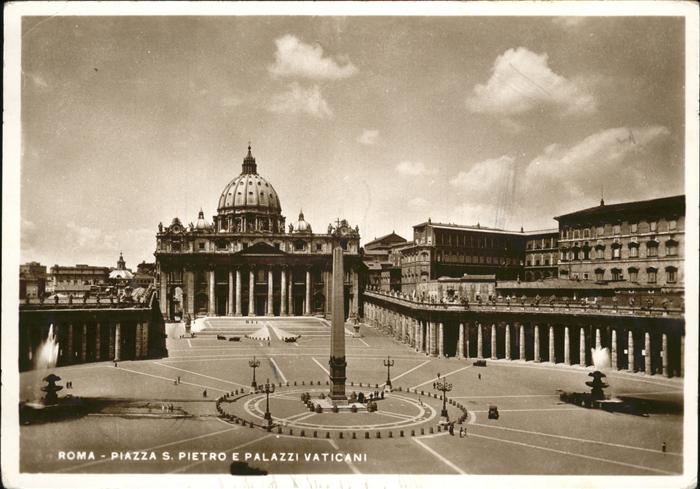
<box><xmin>329</xmin><ymin>245</ymin><xmax>347</xmax><ymax>401</ymax></box>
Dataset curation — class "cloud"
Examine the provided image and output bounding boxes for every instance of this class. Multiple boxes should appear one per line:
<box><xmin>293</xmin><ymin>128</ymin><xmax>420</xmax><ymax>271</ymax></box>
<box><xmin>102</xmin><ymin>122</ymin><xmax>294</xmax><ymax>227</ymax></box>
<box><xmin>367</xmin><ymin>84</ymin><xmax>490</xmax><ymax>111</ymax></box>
<box><xmin>466</xmin><ymin>47</ymin><xmax>596</xmax><ymax>116</ymax></box>
<box><xmin>25</xmin><ymin>71</ymin><xmax>49</xmax><ymax>90</ymax></box>
<box><xmin>268</xmin><ymin>34</ymin><xmax>358</xmax><ymax>80</ymax></box>
<box><xmin>357</xmin><ymin>129</ymin><xmax>379</xmax><ymax>145</ymax></box>
<box><xmin>396</xmin><ymin>161</ymin><xmax>437</xmax><ymax>177</ymax></box>
<box><xmin>268</xmin><ymin>82</ymin><xmax>333</xmax><ymax>118</ymax></box>
<box><xmin>408</xmin><ymin>197</ymin><xmax>429</xmax><ymax>210</ymax></box>
<box><xmin>450</xmin><ymin>155</ymin><xmax>516</xmax><ymax>200</ymax></box>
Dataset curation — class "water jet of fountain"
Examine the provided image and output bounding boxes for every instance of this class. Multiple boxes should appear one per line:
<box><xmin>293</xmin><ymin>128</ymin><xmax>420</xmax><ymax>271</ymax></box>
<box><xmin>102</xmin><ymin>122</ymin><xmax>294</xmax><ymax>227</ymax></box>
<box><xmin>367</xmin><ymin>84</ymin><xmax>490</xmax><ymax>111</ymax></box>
<box><xmin>590</xmin><ymin>346</ymin><xmax>610</xmax><ymax>371</ymax></box>
<box><xmin>35</xmin><ymin>324</ymin><xmax>60</xmax><ymax>371</ymax></box>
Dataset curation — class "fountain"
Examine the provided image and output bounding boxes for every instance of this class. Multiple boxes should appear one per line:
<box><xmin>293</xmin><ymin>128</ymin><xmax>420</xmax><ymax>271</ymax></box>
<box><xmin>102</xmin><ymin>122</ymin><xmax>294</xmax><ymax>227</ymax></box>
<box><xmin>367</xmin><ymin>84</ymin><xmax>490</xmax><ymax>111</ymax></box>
<box><xmin>34</xmin><ymin>324</ymin><xmax>60</xmax><ymax>370</ymax></box>
<box><xmin>41</xmin><ymin>373</ymin><xmax>64</xmax><ymax>406</ymax></box>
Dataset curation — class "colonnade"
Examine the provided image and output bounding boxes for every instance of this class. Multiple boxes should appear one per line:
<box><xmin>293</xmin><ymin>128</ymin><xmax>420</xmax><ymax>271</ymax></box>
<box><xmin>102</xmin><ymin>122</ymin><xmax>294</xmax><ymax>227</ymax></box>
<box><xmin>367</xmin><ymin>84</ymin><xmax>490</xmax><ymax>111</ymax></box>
<box><xmin>363</xmin><ymin>302</ymin><xmax>683</xmax><ymax>378</ymax></box>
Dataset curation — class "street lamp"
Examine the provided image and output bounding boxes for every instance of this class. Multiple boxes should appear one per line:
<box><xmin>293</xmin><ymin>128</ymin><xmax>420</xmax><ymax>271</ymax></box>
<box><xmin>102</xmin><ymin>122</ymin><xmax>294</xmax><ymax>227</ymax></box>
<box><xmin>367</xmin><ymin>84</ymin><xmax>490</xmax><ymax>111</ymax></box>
<box><xmin>261</xmin><ymin>378</ymin><xmax>276</xmax><ymax>430</ymax></box>
<box><xmin>433</xmin><ymin>372</ymin><xmax>452</xmax><ymax>423</ymax></box>
<box><xmin>383</xmin><ymin>356</ymin><xmax>395</xmax><ymax>389</ymax></box>
<box><xmin>249</xmin><ymin>356</ymin><xmax>260</xmax><ymax>389</ymax></box>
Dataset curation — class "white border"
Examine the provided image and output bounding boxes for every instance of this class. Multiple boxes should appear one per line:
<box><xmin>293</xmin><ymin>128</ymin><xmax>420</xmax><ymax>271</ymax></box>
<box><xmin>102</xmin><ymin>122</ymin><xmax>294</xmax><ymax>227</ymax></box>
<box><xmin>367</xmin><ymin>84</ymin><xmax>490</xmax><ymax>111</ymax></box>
<box><xmin>3</xmin><ymin>2</ymin><xmax>698</xmax><ymax>489</ymax></box>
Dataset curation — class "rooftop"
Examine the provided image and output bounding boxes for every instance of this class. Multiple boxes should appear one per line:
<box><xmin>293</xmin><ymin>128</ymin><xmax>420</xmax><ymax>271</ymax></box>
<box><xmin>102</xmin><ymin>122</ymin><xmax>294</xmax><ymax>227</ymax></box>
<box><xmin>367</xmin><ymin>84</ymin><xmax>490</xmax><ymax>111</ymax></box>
<box><xmin>555</xmin><ymin>195</ymin><xmax>685</xmax><ymax>222</ymax></box>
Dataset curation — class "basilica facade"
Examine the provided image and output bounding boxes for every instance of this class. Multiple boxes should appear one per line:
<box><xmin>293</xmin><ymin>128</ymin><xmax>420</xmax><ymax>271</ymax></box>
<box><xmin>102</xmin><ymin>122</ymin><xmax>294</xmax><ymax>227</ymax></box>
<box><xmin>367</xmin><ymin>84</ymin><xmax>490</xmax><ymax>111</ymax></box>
<box><xmin>155</xmin><ymin>146</ymin><xmax>363</xmax><ymax>320</ymax></box>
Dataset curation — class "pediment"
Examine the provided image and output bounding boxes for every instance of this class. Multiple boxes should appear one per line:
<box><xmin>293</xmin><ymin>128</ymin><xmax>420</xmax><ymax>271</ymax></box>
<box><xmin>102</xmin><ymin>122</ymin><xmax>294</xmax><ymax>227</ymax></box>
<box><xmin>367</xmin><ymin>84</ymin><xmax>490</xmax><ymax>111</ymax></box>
<box><xmin>236</xmin><ymin>241</ymin><xmax>286</xmax><ymax>255</ymax></box>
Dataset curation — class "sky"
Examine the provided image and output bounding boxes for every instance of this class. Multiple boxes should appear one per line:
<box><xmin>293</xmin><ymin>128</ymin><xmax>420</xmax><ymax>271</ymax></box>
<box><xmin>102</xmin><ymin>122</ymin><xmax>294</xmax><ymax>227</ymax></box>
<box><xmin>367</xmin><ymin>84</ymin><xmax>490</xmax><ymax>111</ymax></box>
<box><xmin>19</xmin><ymin>14</ymin><xmax>686</xmax><ymax>268</ymax></box>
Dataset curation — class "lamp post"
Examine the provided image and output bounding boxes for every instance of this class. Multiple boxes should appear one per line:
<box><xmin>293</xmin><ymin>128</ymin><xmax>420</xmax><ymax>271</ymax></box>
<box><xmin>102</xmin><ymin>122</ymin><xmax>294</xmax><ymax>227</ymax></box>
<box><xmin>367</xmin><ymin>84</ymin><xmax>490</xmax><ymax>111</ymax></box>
<box><xmin>383</xmin><ymin>356</ymin><xmax>395</xmax><ymax>389</ymax></box>
<box><xmin>261</xmin><ymin>378</ymin><xmax>275</xmax><ymax>430</ymax></box>
<box><xmin>433</xmin><ymin>372</ymin><xmax>452</xmax><ymax>423</ymax></box>
<box><xmin>249</xmin><ymin>356</ymin><xmax>260</xmax><ymax>389</ymax></box>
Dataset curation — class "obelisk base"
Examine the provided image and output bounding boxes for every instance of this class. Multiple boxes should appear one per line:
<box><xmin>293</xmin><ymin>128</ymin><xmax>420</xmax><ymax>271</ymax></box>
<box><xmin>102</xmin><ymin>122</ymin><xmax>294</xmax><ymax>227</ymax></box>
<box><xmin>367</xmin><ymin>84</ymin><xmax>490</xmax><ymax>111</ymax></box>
<box><xmin>329</xmin><ymin>356</ymin><xmax>348</xmax><ymax>402</ymax></box>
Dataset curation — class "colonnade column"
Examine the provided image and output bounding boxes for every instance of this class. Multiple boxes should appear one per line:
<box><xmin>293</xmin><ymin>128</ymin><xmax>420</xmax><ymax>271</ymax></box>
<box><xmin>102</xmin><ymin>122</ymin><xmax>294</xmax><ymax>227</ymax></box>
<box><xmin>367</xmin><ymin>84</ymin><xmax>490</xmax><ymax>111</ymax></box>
<box><xmin>662</xmin><ymin>333</ymin><xmax>668</xmax><ymax>377</ymax></box>
<box><xmin>533</xmin><ymin>325</ymin><xmax>540</xmax><ymax>363</ymax></box>
<box><xmin>95</xmin><ymin>322</ymin><xmax>101</xmax><ymax>361</ymax></box>
<box><xmin>304</xmin><ymin>269</ymin><xmax>311</xmax><ymax>315</ymax></box>
<box><xmin>564</xmin><ymin>326</ymin><xmax>571</xmax><ymax>365</ymax></box>
<box><xmin>644</xmin><ymin>332</ymin><xmax>651</xmax><ymax>375</ymax></box>
<box><xmin>457</xmin><ymin>323</ymin><xmax>465</xmax><ymax>359</ymax></box>
<box><xmin>548</xmin><ymin>325</ymin><xmax>555</xmax><ymax>363</ymax></box>
<box><xmin>280</xmin><ymin>267</ymin><xmax>287</xmax><ymax>316</ymax></box>
<box><xmin>438</xmin><ymin>323</ymin><xmax>444</xmax><ymax>357</ymax></box>
<box><xmin>477</xmin><ymin>323</ymin><xmax>483</xmax><ymax>359</ymax></box>
<box><xmin>627</xmin><ymin>330</ymin><xmax>635</xmax><ymax>372</ymax></box>
<box><xmin>235</xmin><ymin>269</ymin><xmax>242</xmax><ymax>316</ymax></box>
<box><xmin>611</xmin><ymin>329</ymin><xmax>617</xmax><ymax>370</ymax></box>
<box><xmin>159</xmin><ymin>272</ymin><xmax>168</xmax><ymax>317</ymax></box>
<box><xmin>208</xmin><ymin>269</ymin><xmax>215</xmax><ymax>316</ymax></box>
<box><xmin>519</xmin><ymin>324</ymin><xmax>525</xmax><ymax>360</ymax></box>
<box><xmin>414</xmin><ymin>321</ymin><xmax>420</xmax><ymax>351</ymax></box>
<box><xmin>491</xmin><ymin>324</ymin><xmax>497</xmax><ymax>360</ymax></box>
<box><xmin>135</xmin><ymin>322</ymin><xmax>142</xmax><ymax>358</ymax></box>
<box><xmin>248</xmin><ymin>267</ymin><xmax>255</xmax><ymax>316</ymax></box>
<box><xmin>267</xmin><ymin>269</ymin><xmax>274</xmax><ymax>316</ymax></box>
<box><xmin>579</xmin><ymin>327</ymin><xmax>586</xmax><ymax>367</ymax></box>
<box><xmin>107</xmin><ymin>324</ymin><xmax>114</xmax><ymax>361</ymax></box>
<box><xmin>505</xmin><ymin>324</ymin><xmax>511</xmax><ymax>360</ymax></box>
<box><xmin>227</xmin><ymin>271</ymin><xmax>234</xmax><ymax>316</ymax></box>
<box><xmin>465</xmin><ymin>324</ymin><xmax>471</xmax><ymax>359</ymax></box>
<box><xmin>80</xmin><ymin>324</ymin><xmax>87</xmax><ymax>361</ymax></box>
<box><xmin>114</xmin><ymin>322</ymin><xmax>121</xmax><ymax>362</ymax></box>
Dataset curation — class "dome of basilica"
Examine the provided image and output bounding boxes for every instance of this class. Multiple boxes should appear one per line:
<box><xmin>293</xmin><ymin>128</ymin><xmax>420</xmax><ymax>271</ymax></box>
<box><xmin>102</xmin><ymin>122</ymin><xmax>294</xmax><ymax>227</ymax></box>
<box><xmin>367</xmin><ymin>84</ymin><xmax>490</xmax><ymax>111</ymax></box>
<box><xmin>292</xmin><ymin>211</ymin><xmax>312</xmax><ymax>233</ymax></box>
<box><xmin>217</xmin><ymin>146</ymin><xmax>282</xmax><ymax>216</ymax></box>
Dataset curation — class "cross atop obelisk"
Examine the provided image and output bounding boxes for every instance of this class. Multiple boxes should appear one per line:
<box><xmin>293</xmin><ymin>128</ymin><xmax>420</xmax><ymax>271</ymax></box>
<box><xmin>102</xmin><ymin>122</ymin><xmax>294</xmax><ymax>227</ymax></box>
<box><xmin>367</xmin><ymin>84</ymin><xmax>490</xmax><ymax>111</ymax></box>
<box><xmin>328</xmin><ymin>245</ymin><xmax>347</xmax><ymax>402</ymax></box>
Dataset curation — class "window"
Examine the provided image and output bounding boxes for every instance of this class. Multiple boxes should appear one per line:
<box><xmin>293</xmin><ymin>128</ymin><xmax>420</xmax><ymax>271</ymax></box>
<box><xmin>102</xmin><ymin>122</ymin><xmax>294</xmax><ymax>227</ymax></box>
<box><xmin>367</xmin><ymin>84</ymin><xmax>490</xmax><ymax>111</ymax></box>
<box><xmin>597</xmin><ymin>226</ymin><xmax>604</xmax><ymax>236</ymax></box>
<box><xmin>666</xmin><ymin>267</ymin><xmax>677</xmax><ymax>283</ymax></box>
<box><xmin>583</xmin><ymin>229</ymin><xmax>590</xmax><ymax>238</ymax></box>
<box><xmin>294</xmin><ymin>240</ymin><xmax>306</xmax><ymax>251</ymax></box>
<box><xmin>647</xmin><ymin>268</ymin><xmax>657</xmax><ymax>284</ymax></box>
<box><xmin>669</xmin><ymin>219</ymin><xmax>677</xmax><ymax>230</ymax></box>
<box><xmin>628</xmin><ymin>268</ymin><xmax>639</xmax><ymax>282</ymax></box>
<box><xmin>665</xmin><ymin>240</ymin><xmax>678</xmax><ymax>256</ymax></box>
<box><xmin>613</xmin><ymin>224</ymin><xmax>621</xmax><ymax>235</ymax></box>
<box><xmin>630</xmin><ymin>222</ymin><xmax>638</xmax><ymax>233</ymax></box>
<box><xmin>316</xmin><ymin>243</ymin><xmax>323</xmax><ymax>252</ymax></box>
<box><xmin>628</xmin><ymin>242</ymin><xmax>639</xmax><ymax>258</ymax></box>
<box><xmin>198</xmin><ymin>242</ymin><xmax>205</xmax><ymax>251</ymax></box>
<box><xmin>650</xmin><ymin>221</ymin><xmax>657</xmax><ymax>232</ymax></box>
<box><xmin>647</xmin><ymin>242</ymin><xmax>658</xmax><ymax>257</ymax></box>
<box><xmin>611</xmin><ymin>244</ymin><xmax>621</xmax><ymax>259</ymax></box>
<box><xmin>596</xmin><ymin>247</ymin><xmax>604</xmax><ymax>259</ymax></box>
<box><xmin>595</xmin><ymin>269</ymin><xmax>605</xmax><ymax>281</ymax></box>
<box><xmin>611</xmin><ymin>269</ymin><xmax>622</xmax><ymax>281</ymax></box>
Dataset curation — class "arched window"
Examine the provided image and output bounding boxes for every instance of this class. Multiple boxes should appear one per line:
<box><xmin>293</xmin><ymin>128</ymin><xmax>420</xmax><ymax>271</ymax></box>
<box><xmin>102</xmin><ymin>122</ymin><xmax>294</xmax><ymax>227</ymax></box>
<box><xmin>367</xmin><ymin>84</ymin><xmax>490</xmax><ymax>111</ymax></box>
<box><xmin>665</xmin><ymin>266</ymin><xmax>678</xmax><ymax>284</ymax></box>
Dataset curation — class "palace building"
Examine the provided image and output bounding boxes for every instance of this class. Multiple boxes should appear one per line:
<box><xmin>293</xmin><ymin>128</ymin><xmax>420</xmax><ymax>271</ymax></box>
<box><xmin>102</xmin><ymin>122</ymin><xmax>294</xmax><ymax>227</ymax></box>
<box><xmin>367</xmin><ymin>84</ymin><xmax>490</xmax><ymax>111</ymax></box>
<box><xmin>154</xmin><ymin>146</ymin><xmax>364</xmax><ymax>321</ymax></box>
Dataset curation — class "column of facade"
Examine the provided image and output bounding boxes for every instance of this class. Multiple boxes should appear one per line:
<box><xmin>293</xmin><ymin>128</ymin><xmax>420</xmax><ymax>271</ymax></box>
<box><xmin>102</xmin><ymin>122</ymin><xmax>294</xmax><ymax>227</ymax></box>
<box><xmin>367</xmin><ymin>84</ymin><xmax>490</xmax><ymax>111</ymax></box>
<box><xmin>304</xmin><ymin>269</ymin><xmax>312</xmax><ymax>315</ymax></box>
<box><xmin>519</xmin><ymin>323</ymin><xmax>525</xmax><ymax>360</ymax></box>
<box><xmin>248</xmin><ymin>267</ymin><xmax>256</xmax><ymax>316</ymax></box>
<box><xmin>457</xmin><ymin>323</ymin><xmax>465</xmax><ymax>359</ymax></box>
<box><xmin>80</xmin><ymin>324</ymin><xmax>87</xmax><ymax>362</ymax></box>
<box><xmin>114</xmin><ymin>322</ymin><xmax>121</xmax><ymax>362</ymax></box>
<box><xmin>351</xmin><ymin>271</ymin><xmax>359</xmax><ymax>319</ymax></box>
<box><xmin>438</xmin><ymin>323</ymin><xmax>444</xmax><ymax>357</ymax></box>
<box><xmin>564</xmin><ymin>326</ymin><xmax>571</xmax><ymax>365</ymax></box>
<box><xmin>208</xmin><ymin>269</ymin><xmax>215</xmax><ymax>316</ymax></box>
<box><xmin>579</xmin><ymin>327</ymin><xmax>586</xmax><ymax>367</ymax></box>
<box><xmin>627</xmin><ymin>330</ymin><xmax>635</xmax><ymax>372</ymax></box>
<box><xmin>477</xmin><ymin>323</ymin><xmax>483</xmax><ymax>359</ymax></box>
<box><xmin>267</xmin><ymin>269</ymin><xmax>274</xmax><ymax>316</ymax></box>
<box><xmin>644</xmin><ymin>332</ymin><xmax>652</xmax><ymax>375</ymax></box>
<box><xmin>548</xmin><ymin>325</ymin><xmax>555</xmax><ymax>363</ymax></box>
<box><xmin>288</xmin><ymin>273</ymin><xmax>293</xmax><ymax>315</ymax></box>
<box><xmin>662</xmin><ymin>333</ymin><xmax>669</xmax><ymax>377</ymax></box>
<box><xmin>280</xmin><ymin>267</ymin><xmax>287</xmax><ymax>316</ymax></box>
<box><xmin>185</xmin><ymin>270</ymin><xmax>195</xmax><ymax>317</ymax></box>
<box><xmin>95</xmin><ymin>322</ymin><xmax>101</xmax><ymax>361</ymax></box>
<box><xmin>611</xmin><ymin>329</ymin><xmax>618</xmax><ymax>370</ymax></box>
<box><xmin>505</xmin><ymin>324</ymin><xmax>511</xmax><ymax>360</ymax></box>
<box><xmin>490</xmin><ymin>324</ymin><xmax>497</xmax><ymax>360</ymax></box>
<box><xmin>235</xmin><ymin>269</ymin><xmax>242</xmax><ymax>316</ymax></box>
<box><xmin>533</xmin><ymin>325</ymin><xmax>540</xmax><ymax>363</ymax></box>
<box><xmin>227</xmin><ymin>271</ymin><xmax>235</xmax><ymax>316</ymax></box>
<box><xmin>160</xmin><ymin>272</ymin><xmax>168</xmax><ymax>317</ymax></box>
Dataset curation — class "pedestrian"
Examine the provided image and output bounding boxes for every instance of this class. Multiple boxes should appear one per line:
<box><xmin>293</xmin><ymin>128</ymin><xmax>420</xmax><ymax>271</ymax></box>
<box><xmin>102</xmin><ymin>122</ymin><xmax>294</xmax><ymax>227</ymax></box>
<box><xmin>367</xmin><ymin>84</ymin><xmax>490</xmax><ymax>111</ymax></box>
<box><xmin>174</xmin><ymin>379</ymin><xmax>177</xmax><ymax>385</ymax></box>
<box><xmin>662</xmin><ymin>442</ymin><xmax>667</xmax><ymax>453</ymax></box>
<box><xmin>177</xmin><ymin>376</ymin><xmax>181</xmax><ymax>384</ymax></box>
<box><xmin>203</xmin><ymin>389</ymin><xmax>207</xmax><ymax>398</ymax></box>
<box><xmin>478</xmin><ymin>373</ymin><xmax>481</xmax><ymax>380</ymax></box>
<box><xmin>459</xmin><ymin>427</ymin><xmax>464</xmax><ymax>438</ymax></box>
<box><xmin>114</xmin><ymin>361</ymin><xmax>118</xmax><ymax>367</ymax></box>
